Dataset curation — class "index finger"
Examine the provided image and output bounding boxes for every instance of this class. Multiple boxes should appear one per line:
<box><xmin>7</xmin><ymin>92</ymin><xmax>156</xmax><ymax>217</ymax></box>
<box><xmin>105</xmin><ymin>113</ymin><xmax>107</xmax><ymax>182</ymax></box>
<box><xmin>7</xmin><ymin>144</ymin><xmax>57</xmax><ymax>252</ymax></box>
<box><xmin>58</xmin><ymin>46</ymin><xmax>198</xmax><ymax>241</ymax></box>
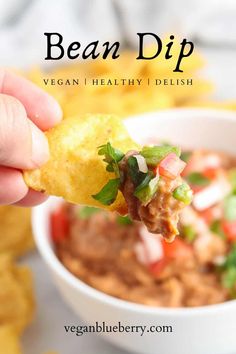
<box><xmin>0</xmin><ymin>69</ymin><xmax>62</xmax><ymax>131</ymax></box>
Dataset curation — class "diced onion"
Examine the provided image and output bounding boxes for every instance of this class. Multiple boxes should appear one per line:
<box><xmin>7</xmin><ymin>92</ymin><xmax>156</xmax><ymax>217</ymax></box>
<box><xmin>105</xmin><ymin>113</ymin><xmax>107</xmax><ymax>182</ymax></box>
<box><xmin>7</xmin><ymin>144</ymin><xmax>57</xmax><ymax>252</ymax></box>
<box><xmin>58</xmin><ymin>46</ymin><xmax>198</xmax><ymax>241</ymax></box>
<box><xmin>139</xmin><ymin>226</ymin><xmax>164</xmax><ymax>264</ymax></box>
<box><xmin>213</xmin><ymin>255</ymin><xmax>226</xmax><ymax>266</ymax></box>
<box><xmin>159</xmin><ymin>153</ymin><xmax>186</xmax><ymax>179</ymax></box>
<box><xmin>193</xmin><ymin>176</ymin><xmax>231</xmax><ymax>211</ymax></box>
<box><xmin>203</xmin><ymin>154</ymin><xmax>221</xmax><ymax>169</ymax></box>
<box><xmin>134</xmin><ymin>242</ymin><xmax>149</xmax><ymax>265</ymax></box>
<box><xmin>134</xmin><ymin>154</ymin><xmax>148</xmax><ymax>173</ymax></box>
<box><xmin>180</xmin><ymin>206</ymin><xmax>208</xmax><ymax>234</ymax></box>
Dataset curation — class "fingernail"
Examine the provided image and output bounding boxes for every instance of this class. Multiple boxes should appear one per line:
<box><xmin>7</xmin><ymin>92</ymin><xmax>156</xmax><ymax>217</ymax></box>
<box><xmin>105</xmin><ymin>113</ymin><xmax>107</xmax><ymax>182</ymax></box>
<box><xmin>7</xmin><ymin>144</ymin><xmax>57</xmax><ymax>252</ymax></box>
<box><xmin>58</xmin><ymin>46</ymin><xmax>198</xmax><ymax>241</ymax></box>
<box><xmin>53</xmin><ymin>101</ymin><xmax>63</xmax><ymax>123</ymax></box>
<box><xmin>47</xmin><ymin>98</ymin><xmax>63</xmax><ymax>125</ymax></box>
<box><xmin>31</xmin><ymin>123</ymin><xmax>49</xmax><ymax>167</ymax></box>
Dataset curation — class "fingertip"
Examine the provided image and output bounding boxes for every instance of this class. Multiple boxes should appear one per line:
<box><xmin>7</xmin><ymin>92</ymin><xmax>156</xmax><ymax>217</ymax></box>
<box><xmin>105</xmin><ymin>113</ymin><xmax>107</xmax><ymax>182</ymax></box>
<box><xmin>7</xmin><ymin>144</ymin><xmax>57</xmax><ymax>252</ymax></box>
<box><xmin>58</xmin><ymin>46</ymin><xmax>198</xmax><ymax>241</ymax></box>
<box><xmin>33</xmin><ymin>93</ymin><xmax>63</xmax><ymax>131</ymax></box>
<box><xmin>14</xmin><ymin>189</ymin><xmax>48</xmax><ymax>207</ymax></box>
<box><xmin>46</xmin><ymin>95</ymin><xmax>63</xmax><ymax>124</ymax></box>
<box><xmin>0</xmin><ymin>70</ymin><xmax>63</xmax><ymax>131</ymax></box>
<box><xmin>29</xmin><ymin>120</ymin><xmax>50</xmax><ymax>167</ymax></box>
<box><xmin>0</xmin><ymin>167</ymin><xmax>28</xmax><ymax>205</ymax></box>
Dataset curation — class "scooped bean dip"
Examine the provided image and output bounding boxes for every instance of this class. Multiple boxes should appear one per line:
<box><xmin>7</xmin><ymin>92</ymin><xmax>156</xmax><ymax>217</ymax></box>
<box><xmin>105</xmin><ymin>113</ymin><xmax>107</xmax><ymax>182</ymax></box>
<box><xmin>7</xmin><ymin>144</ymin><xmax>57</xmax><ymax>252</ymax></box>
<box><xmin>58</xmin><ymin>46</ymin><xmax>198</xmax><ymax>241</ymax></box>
<box><xmin>92</xmin><ymin>143</ymin><xmax>192</xmax><ymax>242</ymax></box>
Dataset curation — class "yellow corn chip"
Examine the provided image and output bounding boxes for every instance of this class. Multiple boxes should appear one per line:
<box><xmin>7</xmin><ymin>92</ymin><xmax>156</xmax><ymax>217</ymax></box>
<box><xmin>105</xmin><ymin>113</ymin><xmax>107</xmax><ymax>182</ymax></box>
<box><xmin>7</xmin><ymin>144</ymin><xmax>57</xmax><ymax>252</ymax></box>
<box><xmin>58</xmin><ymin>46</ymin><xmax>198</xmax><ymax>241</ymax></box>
<box><xmin>24</xmin><ymin>114</ymin><xmax>139</xmax><ymax>213</ymax></box>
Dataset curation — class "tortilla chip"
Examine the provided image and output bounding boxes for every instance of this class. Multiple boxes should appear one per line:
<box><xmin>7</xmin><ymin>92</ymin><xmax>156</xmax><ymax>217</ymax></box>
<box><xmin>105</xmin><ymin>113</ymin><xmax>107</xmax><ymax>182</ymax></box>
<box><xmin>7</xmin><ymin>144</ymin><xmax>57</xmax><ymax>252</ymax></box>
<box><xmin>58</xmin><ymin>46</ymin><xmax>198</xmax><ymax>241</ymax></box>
<box><xmin>24</xmin><ymin>114</ymin><xmax>139</xmax><ymax>213</ymax></box>
<box><xmin>0</xmin><ymin>325</ymin><xmax>22</xmax><ymax>354</ymax></box>
<box><xmin>0</xmin><ymin>254</ymin><xmax>35</xmax><ymax>335</ymax></box>
<box><xmin>0</xmin><ymin>206</ymin><xmax>34</xmax><ymax>258</ymax></box>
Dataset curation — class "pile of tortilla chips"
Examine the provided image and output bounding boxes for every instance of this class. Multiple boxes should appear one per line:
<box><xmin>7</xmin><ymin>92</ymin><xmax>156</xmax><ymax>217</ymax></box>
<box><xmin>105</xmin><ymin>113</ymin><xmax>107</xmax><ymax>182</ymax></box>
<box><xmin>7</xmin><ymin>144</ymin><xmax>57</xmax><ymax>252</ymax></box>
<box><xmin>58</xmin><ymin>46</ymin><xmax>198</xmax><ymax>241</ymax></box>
<box><xmin>0</xmin><ymin>206</ymin><xmax>34</xmax><ymax>258</ymax></box>
<box><xmin>0</xmin><ymin>253</ymin><xmax>34</xmax><ymax>354</ymax></box>
<box><xmin>0</xmin><ymin>207</ymin><xmax>56</xmax><ymax>353</ymax></box>
<box><xmin>0</xmin><ymin>205</ymin><xmax>35</xmax><ymax>353</ymax></box>
<box><xmin>26</xmin><ymin>42</ymin><xmax>236</xmax><ymax>118</ymax></box>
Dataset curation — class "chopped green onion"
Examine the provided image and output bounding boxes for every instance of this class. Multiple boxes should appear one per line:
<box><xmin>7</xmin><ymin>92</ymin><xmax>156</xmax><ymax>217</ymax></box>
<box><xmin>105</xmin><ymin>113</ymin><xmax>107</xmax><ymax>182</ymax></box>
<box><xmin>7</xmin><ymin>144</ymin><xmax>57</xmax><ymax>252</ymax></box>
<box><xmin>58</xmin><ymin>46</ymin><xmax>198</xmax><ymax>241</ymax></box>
<box><xmin>182</xmin><ymin>225</ymin><xmax>196</xmax><ymax>242</ymax></box>
<box><xmin>224</xmin><ymin>195</ymin><xmax>236</xmax><ymax>221</ymax></box>
<box><xmin>221</xmin><ymin>244</ymin><xmax>236</xmax><ymax>291</ymax></box>
<box><xmin>228</xmin><ymin>168</ymin><xmax>236</xmax><ymax>194</ymax></box>
<box><xmin>186</xmin><ymin>172</ymin><xmax>210</xmax><ymax>187</ymax></box>
<box><xmin>78</xmin><ymin>206</ymin><xmax>101</xmax><ymax>219</ymax></box>
<box><xmin>224</xmin><ymin>244</ymin><xmax>236</xmax><ymax>268</ymax></box>
<box><xmin>92</xmin><ymin>178</ymin><xmax>120</xmax><ymax>205</ymax></box>
<box><xmin>222</xmin><ymin>267</ymin><xmax>236</xmax><ymax>290</ymax></box>
<box><xmin>210</xmin><ymin>219</ymin><xmax>226</xmax><ymax>239</ymax></box>
<box><xmin>116</xmin><ymin>215</ymin><xmax>132</xmax><ymax>225</ymax></box>
<box><xmin>134</xmin><ymin>174</ymin><xmax>159</xmax><ymax>204</ymax></box>
<box><xmin>181</xmin><ymin>151</ymin><xmax>192</xmax><ymax>163</ymax></box>
<box><xmin>173</xmin><ymin>183</ymin><xmax>193</xmax><ymax>205</ymax></box>
<box><xmin>128</xmin><ymin>156</ymin><xmax>147</xmax><ymax>186</ymax></box>
<box><xmin>140</xmin><ymin>145</ymin><xmax>181</xmax><ymax>167</ymax></box>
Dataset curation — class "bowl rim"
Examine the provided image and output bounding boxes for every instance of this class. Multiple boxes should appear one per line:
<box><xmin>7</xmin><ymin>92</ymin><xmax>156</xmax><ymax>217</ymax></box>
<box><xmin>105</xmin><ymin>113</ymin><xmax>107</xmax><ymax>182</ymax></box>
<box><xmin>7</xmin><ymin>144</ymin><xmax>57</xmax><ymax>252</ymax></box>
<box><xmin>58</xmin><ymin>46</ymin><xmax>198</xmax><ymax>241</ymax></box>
<box><xmin>32</xmin><ymin>107</ymin><xmax>236</xmax><ymax>317</ymax></box>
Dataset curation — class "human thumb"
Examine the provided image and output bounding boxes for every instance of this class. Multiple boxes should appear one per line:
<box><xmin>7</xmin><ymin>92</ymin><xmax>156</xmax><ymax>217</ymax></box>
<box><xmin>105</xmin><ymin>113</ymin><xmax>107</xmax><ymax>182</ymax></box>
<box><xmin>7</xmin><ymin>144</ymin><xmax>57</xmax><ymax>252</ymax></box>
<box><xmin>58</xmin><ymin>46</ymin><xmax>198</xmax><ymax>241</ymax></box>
<box><xmin>0</xmin><ymin>94</ymin><xmax>49</xmax><ymax>169</ymax></box>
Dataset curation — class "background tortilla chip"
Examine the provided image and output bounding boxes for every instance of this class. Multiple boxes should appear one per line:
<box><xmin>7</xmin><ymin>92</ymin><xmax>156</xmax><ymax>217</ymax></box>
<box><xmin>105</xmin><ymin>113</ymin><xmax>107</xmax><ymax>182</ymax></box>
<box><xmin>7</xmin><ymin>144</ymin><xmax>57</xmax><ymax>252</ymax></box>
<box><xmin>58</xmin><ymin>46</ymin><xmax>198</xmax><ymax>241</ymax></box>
<box><xmin>0</xmin><ymin>206</ymin><xmax>34</xmax><ymax>258</ymax></box>
<box><xmin>0</xmin><ymin>325</ymin><xmax>22</xmax><ymax>354</ymax></box>
<box><xmin>24</xmin><ymin>114</ymin><xmax>139</xmax><ymax>213</ymax></box>
<box><xmin>0</xmin><ymin>254</ymin><xmax>35</xmax><ymax>335</ymax></box>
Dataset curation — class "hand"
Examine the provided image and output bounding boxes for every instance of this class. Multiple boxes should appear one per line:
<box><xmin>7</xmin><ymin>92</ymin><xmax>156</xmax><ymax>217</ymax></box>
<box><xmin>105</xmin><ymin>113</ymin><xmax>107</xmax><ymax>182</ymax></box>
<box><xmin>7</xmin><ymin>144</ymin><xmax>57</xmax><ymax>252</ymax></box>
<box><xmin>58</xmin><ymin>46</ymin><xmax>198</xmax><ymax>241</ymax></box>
<box><xmin>0</xmin><ymin>69</ymin><xmax>62</xmax><ymax>206</ymax></box>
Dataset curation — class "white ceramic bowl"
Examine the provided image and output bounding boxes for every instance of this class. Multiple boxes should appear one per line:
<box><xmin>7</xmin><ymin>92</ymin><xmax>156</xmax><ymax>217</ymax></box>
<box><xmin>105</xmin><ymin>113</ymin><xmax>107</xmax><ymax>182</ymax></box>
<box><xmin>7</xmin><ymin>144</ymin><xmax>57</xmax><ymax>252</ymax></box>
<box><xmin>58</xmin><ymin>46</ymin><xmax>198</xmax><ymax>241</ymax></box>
<box><xmin>32</xmin><ymin>108</ymin><xmax>236</xmax><ymax>354</ymax></box>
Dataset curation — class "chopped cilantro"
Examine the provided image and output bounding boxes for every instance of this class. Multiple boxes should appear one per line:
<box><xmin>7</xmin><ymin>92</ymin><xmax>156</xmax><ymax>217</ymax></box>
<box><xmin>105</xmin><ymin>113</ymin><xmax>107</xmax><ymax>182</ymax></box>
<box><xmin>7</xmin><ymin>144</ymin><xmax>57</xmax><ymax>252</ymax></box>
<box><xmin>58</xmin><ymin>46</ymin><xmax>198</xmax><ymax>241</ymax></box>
<box><xmin>98</xmin><ymin>142</ymin><xmax>124</xmax><ymax>177</ymax></box>
<box><xmin>116</xmin><ymin>215</ymin><xmax>132</xmax><ymax>225</ymax></box>
<box><xmin>92</xmin><ymin>178</ymin><xmax>120</xmax><ymax>205</ymax></box>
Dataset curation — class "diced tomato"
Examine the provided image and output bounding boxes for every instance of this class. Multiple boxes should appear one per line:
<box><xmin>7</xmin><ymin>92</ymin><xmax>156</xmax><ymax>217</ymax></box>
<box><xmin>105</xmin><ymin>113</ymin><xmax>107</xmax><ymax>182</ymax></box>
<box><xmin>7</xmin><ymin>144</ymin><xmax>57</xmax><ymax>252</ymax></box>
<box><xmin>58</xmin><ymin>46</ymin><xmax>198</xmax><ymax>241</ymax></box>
<box><xmin>199</xmin><ymin>208</ymin><xmax>215</xmax><ymax>225</ymax></box>
<box><xmin>202</xmin><ymin>168</ymin><xmax>218</xmax><ymax>180</ymax></box>
<box><xmin>182</xmin><ymin>153</ymin><xmax>221</xmax><ymax>177</ymax></box>
<box><xmin>191</xmin><ymin>185</ymin><xmax>204</xmax><ymax>194</ymax></box>
<box><xmin>149</xmin><ymin>238</ymin><xmax>192</xmax><ymax>276</ymax></box>
<box><xmin>181</xmin><ymin>155</ymin><xmax>197</xmax><ymax>177</ymax></box>
<box><xmin>158</xmin><ymin>153</ymin><xmax>186</xmax><ymax>180</ymax></box>
<box><xmin>162</xmin><ymin>238</ymin><xmax>193</xmax><ymax>259</ymax></box>
<box><xmin>222</xmin><ymin>220</ymin><xmax>236</xmax><ymax>242</ymax></box>
<box><xmin>50</xmin><ymin>206</ymin><xmax>69</xmax><ymax>243</ymax></box>
<box><xmin>149</xmin><ymin>258</ymin><xmax>168</xmax><ymax>276</ymax></box>
<box><xmin>192</xmin><ymin>177</ymin><xmax>231</xmax><ymax>211</ymax></box>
